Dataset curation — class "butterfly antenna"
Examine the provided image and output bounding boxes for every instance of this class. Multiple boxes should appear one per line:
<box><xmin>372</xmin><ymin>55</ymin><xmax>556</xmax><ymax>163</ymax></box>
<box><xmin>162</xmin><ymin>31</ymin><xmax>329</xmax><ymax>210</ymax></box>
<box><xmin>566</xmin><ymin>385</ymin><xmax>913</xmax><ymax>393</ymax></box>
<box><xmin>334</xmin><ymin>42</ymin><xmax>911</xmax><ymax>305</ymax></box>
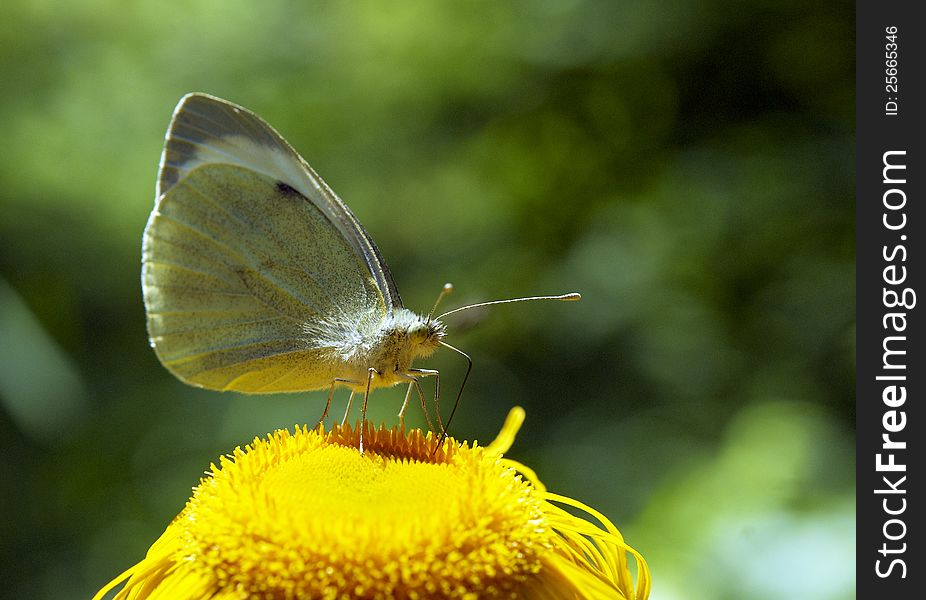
<box><xmin>433</xmin><ymin>341</ymin><xmax>473</xmax><ymax>453</ymax></box>
<box><xmin>427</xmin><ymin>283</ymin><xmax>455</xmax><ymax>323</ymax></box>
<box><xmin>436</xmin><ymin>292</ymin><xmax>581</xmax><ymax>320</ymax></box>
<box><xmin>431</xmin><ymin>291</ymin><xmax>579</xmax><ymax>454</ymax></box>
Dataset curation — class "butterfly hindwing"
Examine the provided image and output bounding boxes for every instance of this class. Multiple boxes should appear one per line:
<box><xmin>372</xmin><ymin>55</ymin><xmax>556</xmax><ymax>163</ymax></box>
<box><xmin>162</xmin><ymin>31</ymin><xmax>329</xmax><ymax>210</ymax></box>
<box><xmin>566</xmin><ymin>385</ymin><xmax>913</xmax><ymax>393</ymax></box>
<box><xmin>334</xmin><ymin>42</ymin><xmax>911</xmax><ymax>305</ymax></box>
<box><xmin>143</xmin><ymin>163</ymin><xmax>385</xmax><ymax>393</ymax></box>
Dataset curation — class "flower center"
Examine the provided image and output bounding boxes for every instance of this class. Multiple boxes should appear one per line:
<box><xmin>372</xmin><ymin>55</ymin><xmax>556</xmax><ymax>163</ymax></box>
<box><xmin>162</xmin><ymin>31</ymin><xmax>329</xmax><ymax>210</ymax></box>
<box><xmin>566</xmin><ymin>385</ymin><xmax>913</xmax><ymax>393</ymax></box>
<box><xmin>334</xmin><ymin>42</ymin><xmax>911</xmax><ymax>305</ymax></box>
<box><xmin>179</xmin><ymin>424</ymin><xmax>548</xmax><ymax>598</ymax></box>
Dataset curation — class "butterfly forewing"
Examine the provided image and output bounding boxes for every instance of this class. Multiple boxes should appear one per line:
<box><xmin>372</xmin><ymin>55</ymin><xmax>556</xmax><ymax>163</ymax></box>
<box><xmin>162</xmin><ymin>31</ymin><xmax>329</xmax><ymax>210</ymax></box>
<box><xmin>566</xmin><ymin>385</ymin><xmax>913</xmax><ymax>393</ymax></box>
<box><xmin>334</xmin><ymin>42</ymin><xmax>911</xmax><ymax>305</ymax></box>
<box><xmin>144</xmin><ymin>138</ymin><xmax>388</xmax><ymax>393</ymax></box>
<box><xmin>157</xmin><ymin>93</ymin><xmax>402</xmax><ymax>309</ymax></box>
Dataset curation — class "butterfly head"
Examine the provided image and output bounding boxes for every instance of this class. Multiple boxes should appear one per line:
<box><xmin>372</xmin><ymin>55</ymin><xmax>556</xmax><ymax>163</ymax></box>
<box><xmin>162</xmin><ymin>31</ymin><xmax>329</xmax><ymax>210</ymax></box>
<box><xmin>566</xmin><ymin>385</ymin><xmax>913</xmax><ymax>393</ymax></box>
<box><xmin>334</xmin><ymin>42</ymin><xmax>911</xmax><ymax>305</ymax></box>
<box><xmin>408</xmin><ymin>317</ymin><xmax>446</xmax><ymax>354</ymax></box>
<box><xmin>365</xmin><ymin>309</ymin><xmax>446</xmax><ymax>386</ymax></box>
<box><xmin>380</xmin><ymin>309</ymin><xmax>446</xmax><ymax>354</ymax></box>
<box><xmin>393</xmin><ymin>310</ymin><xmax>445</xmax><ymax>358</ymax></box>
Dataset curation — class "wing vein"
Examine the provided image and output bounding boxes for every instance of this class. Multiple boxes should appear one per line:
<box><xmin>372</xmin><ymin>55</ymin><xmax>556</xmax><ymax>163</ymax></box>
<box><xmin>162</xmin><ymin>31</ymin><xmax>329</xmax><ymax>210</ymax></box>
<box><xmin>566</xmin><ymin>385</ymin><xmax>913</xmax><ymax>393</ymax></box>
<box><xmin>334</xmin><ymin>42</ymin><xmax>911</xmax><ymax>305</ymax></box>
<box><xmin>144</xmin><ymin>260</ymin><xmax>239</xmax><ymax>287</ymax></box>
<box><xmin>154</xmin><ymin>316</ymin><xmax>295</xmax><ymax>335</ymax></box>
<box><xmin>148</xmin><ymin>214</ymin><xmax>249</xmax><ymax>265</ymax></box>
<box><xmin>248</xmin><ymin>362</ymin><xmax>306</xmax><ymax>393</ymax></box>
<box><xmin>163</xmin><ymin>341</ymin><xmax>316</xmax><ymax>365</ymax></box>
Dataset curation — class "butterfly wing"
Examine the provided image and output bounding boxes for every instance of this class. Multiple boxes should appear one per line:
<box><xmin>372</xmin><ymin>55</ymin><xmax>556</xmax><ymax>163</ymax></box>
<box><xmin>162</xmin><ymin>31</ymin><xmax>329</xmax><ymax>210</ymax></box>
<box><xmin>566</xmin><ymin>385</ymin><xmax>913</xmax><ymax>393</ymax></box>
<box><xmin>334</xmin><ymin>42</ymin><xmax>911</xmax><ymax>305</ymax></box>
<box><xmin>143</xmin><ymin>94</ymin><xmax>396</xmax><ymax>393</ymax></box>
<box><xmin>157</xmin><ymin>93</ymin><xmax>402</xmax><ymax>308</ymax></box>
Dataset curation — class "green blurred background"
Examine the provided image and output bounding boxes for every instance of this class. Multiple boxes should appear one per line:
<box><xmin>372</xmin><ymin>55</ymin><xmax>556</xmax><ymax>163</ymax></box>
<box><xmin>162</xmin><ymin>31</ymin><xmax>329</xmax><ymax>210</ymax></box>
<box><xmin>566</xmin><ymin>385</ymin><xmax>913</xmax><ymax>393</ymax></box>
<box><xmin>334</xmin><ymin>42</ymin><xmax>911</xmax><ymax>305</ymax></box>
<box><xmin>1</xmin><ymin>1</ymin><xmax>854</xmax><ymax>598</ymax></box>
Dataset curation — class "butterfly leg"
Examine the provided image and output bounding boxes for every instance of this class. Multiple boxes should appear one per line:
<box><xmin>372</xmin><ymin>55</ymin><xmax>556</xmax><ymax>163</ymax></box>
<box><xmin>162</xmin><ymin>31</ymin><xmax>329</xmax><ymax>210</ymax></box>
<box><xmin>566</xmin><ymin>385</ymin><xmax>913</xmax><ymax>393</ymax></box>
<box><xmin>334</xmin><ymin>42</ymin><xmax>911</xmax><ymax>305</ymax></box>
<box><xmin>397</xmin><ymin>383</ymin><xmax>414</xmax><ymax>429</ymax></box>
<box><xmin>359</xmin><ymin>368</ymin><xmax>378</xmax><ymax>453</ymax></box>
<box><xmin>397</xmin><ymin>374</ymin><xmax>434</xmax><ymax>432</ymax></box>
<box><xmin>409</xmin><ymin>368</ymin><xmax>442</xmax><ymax>435</ymax></box>
<box><xmin>340</xmin><ymin>391</ymin><xmax>356</xmax><ymax>427</ymax></box>
<box><xmin>318</xmin><ymin>378</ymin><xmax>356</xmax><ymax>430</ymax></box>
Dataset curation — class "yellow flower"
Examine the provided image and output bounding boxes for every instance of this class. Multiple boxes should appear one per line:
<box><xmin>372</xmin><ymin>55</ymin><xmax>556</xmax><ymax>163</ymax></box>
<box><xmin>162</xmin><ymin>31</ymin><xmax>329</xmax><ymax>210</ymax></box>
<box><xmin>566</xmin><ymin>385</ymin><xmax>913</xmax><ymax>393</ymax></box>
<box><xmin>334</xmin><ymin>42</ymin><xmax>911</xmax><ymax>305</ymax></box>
<box><xmin>94</xmin><ymin>408</ymin><xmax>649</xmax><ymax>599</ymax></box>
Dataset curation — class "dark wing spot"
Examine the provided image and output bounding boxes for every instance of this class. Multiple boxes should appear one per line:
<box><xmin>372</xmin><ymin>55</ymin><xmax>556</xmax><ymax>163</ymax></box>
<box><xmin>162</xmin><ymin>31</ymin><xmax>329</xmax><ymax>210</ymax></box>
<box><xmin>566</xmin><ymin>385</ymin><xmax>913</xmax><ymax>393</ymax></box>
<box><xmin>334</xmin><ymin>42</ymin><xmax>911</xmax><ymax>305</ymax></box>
<box><xmin>275</xmin><ymin>181</ymin><xmax>303</xmax><ymax>199</ymax></box>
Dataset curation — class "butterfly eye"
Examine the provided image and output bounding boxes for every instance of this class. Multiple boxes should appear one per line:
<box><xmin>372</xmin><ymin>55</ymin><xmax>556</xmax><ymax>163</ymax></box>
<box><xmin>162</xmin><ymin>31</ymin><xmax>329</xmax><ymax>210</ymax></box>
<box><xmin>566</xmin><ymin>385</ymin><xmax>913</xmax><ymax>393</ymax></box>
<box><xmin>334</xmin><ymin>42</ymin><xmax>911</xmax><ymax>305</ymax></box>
<box><xmin>409</xmin><ymin>325</ymin><xmax>428</xmax><ymax>343</ymax></box>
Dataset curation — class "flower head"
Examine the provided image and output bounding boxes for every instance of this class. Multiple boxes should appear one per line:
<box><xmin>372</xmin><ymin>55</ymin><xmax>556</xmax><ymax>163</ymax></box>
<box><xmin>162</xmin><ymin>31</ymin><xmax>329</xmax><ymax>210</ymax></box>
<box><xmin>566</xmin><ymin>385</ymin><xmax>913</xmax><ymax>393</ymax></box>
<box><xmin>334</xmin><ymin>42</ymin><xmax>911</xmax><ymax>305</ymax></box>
<box><xmin>95</xmin><ymin>408</ymin><xmax>649</xmax><ymax>599</ymax></box>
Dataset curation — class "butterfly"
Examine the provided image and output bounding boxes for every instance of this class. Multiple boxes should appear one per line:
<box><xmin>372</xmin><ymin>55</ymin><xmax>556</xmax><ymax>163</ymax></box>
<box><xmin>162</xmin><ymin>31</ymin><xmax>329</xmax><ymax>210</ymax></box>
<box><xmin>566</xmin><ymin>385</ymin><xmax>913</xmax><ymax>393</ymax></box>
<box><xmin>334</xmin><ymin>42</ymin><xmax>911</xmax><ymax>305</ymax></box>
<box><xmin>142</xmin><ymin>93</ymin><xmax>579</xmax><ymax>446</ymax></box>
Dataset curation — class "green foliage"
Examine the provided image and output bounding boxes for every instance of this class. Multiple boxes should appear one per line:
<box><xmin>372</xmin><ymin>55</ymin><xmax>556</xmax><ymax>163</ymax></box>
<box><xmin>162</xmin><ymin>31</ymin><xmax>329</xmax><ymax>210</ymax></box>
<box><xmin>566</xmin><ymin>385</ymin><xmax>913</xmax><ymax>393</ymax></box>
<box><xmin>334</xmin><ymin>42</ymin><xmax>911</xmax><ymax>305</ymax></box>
<box><xmin>0</xmin><ymin>1</ymin><xmax>853</xmax><ymax>598</ymax></box>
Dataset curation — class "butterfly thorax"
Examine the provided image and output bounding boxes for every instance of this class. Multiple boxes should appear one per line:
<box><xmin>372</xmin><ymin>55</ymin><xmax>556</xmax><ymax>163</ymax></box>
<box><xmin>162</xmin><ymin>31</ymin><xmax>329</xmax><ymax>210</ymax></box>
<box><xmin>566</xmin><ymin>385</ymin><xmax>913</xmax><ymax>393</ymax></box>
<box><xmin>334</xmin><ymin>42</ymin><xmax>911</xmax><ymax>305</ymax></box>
<box><xmin>308</xmin><ymin>308</ymin><xmax>445</xmax><ymax>391</ymax></box>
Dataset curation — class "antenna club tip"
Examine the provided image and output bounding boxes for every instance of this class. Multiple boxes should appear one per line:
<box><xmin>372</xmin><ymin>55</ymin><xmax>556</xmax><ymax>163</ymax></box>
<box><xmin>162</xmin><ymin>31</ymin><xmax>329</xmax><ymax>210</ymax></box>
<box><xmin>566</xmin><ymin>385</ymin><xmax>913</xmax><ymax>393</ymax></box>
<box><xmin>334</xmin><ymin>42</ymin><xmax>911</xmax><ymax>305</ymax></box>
<box><xmin>563</xmin><ymin>292</ymin><xmax>582</xmax><ymax>301</ymax></box>
<box><xmin>443</xmin><ymin>283</ymin><xmax>454</xmax><ymax>292</ymax></box>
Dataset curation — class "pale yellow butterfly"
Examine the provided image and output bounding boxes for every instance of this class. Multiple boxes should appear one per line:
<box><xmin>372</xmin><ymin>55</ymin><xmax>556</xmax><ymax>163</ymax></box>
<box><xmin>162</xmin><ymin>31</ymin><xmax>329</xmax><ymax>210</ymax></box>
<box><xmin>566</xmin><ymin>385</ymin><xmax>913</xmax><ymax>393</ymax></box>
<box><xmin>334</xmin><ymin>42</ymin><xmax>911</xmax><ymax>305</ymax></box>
<box><xmin>142</xmin><ymin>93</ymin><xmax>579</xmax><ymax>444</ymax></box>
